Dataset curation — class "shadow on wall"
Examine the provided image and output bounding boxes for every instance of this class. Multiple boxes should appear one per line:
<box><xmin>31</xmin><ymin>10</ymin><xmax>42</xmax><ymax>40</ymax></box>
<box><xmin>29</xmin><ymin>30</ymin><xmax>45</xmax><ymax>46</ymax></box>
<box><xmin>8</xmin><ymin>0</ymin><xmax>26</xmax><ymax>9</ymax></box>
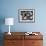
<box><xmin>0</xmin><ymin>16</ymin><xmax>5</xmax><ymax>46</ymax></box>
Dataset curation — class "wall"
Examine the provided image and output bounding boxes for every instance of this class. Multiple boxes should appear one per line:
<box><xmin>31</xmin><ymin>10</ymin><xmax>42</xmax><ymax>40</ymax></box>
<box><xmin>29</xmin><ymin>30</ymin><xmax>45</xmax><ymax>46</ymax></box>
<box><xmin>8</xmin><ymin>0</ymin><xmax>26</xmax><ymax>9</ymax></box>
<box><xmin>0</xmin><ymin>0</ymin><xmax>46</xmax><ymax>32</ymax></box>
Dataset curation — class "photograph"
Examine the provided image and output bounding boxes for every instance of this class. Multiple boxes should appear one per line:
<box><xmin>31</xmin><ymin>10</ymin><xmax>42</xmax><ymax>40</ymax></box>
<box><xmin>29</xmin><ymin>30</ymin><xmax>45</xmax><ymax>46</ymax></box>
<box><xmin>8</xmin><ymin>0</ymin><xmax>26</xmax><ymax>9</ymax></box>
<box><xmin>18</xmin><ymin>9</ymin><xmax>35</xmax><ymax>23</ymax></box>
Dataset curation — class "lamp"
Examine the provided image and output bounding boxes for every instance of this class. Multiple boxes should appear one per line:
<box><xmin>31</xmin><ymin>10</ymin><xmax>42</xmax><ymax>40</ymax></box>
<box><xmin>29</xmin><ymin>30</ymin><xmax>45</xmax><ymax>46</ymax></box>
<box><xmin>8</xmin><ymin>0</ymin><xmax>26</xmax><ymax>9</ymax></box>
<box><xmin>5</xmin><ymin>18</ymin><xmax>14</xmax><ymax>35</ymax></box>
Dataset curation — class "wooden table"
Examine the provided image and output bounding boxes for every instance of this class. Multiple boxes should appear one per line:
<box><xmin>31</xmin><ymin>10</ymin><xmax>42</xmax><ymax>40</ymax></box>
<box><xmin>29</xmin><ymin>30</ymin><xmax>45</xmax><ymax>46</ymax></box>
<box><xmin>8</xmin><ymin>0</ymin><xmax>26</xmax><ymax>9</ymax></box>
<box><xmin>4</xmin><ymin>32</ymin><xmax>43</xmax><ymax>46</ymax></box>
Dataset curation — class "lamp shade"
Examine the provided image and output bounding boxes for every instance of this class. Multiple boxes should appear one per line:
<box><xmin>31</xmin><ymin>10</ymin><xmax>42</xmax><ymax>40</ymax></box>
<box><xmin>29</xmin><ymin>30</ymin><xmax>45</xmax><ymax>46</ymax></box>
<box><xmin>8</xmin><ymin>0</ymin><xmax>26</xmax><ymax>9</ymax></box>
<box><xmin>5</xmin><ymin>18</ymin><xmax>14</xmax><ymax>25</ymax></box>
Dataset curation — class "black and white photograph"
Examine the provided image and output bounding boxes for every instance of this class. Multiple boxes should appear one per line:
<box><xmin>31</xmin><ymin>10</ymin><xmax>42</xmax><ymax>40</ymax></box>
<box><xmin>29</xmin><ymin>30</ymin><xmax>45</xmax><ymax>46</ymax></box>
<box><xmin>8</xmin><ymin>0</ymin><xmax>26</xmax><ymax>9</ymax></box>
<box><xmin>18</xmin><ymin>9</ymin><xmax>35</xmax><ymax>23</ymax></box>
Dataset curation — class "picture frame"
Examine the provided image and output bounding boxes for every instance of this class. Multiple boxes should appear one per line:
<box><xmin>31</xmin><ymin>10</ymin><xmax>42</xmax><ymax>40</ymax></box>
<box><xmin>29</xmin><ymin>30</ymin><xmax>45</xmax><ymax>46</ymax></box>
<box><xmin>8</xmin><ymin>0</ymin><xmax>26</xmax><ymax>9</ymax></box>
<box><xmin>18</xmin><ymin>9</ymin><xmax>35</xmax><ymax>23</ymax></box>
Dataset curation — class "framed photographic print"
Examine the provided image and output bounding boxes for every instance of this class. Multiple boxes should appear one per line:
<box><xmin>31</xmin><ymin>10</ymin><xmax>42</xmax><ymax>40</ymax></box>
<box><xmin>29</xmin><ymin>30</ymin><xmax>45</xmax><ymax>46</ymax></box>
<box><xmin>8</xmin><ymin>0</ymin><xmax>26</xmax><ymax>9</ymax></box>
<box><xmin>18</xmin><ymin>9</ymin><xmax>35</xmax><ymax>23</ymax></box>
